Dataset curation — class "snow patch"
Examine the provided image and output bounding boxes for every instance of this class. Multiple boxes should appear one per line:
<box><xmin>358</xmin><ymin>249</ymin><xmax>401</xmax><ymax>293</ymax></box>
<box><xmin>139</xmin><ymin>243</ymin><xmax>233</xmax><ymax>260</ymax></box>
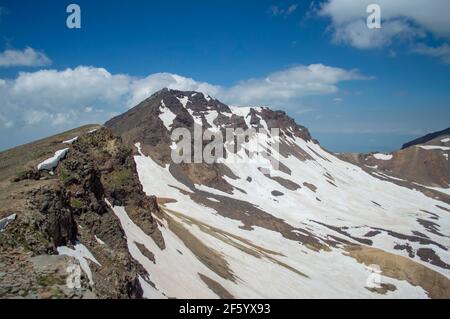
<box><xmin>419</xmin><ymin>145</ymin><xmax>450</xmax><ymax>151</ymax></box>
<box><xmin>95</xmin><ymin>235</ymin><xmax>105</xmax><ymax>245</ymax></box>
<box><xmin>373</xmin><ymin>153</ymin><xmax>393</xmax><ymax>161</ymax></box>
<box><xmin>135</xmin><ymin>142</ymin><xmax>144</xmax><ymax>156</ymax></box>
<box><xmin>62</xmin><ymin>136</ymin><xmax>78</xmax><ymax>144</ymax></box>
<box><xmin>0</xmin><ymin>213</ymin><xmax>16</xmax><ymax>232</ymax></box>
<box><xmin>203</xmin><ymin>93</ymin><xmax>211</xmax><ymax>101</ymax></box>
<box><xmin>158</xmin><ymin>102</ymin><xmax>177</xmax><ymax>130</ymax></box>
<box><xmin>204</xmin><ymin>111</ymin><xmax>219</xmax><ymax>132</ymax></box>
<box><xmin>413</xmin><ymin>183</ymin><xmax>450</xmax><ymax>196</ymax></box>
<box><xmin>37</xmin><ymin>148</ymin><xmax>69</xmax><ymax>171</ymax></box>
<box><xmin>374</xmin><ymin>172</ymin><xmax>406</xmax><ymax>182</ymax></box>
<box><xmin>177</xmin><ymin>96</ymin><xmax>190</xmax><ymax>108</ymax></box>
<box><xmin>441</xmin><ymin>138</ymin><xmax>450</xmax><ymax>143</ymax></box>
<box><xmin>57</xmin><ymin>243</ymin><xmax>101</xmax><ymax>286</ymax></box>
<box><xmin>139</xmin><ymin>276</ymin><xmax>167</xmax><ymax>299</ymax></box>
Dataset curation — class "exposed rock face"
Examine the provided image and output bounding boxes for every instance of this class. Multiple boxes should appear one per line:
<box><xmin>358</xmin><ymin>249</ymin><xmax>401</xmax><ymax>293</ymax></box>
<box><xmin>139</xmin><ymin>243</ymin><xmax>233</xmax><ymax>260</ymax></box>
<box><xmin>0</xmin><ymin>127</ymin><xmax>164</xmax><ymax>299</ymax></box>
<box><xmin>34</xmin><ymin>186</ymin><xmax>78</xmax><ymax>248</ymax></box>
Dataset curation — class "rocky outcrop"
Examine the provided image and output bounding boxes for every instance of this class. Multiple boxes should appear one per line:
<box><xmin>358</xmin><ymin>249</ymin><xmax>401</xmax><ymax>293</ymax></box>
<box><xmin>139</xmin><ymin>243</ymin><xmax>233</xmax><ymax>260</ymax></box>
<box><xmin>33</xmin><ymin>186</ymin><xmax>78</xmax><ymax>248</ymax></box>
<box><xmin>1</xmin><ymin>127</ymin><xmax>164</xmax><ymax>299</ymax></box>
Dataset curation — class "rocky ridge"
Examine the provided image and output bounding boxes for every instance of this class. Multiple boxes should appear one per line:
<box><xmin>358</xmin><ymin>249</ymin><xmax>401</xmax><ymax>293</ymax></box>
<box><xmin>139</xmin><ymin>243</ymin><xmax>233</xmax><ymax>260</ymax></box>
<box><xmin>0</xmin><ymin>127</ymin><xmax>163</xmax><ymax>298</ymax></box>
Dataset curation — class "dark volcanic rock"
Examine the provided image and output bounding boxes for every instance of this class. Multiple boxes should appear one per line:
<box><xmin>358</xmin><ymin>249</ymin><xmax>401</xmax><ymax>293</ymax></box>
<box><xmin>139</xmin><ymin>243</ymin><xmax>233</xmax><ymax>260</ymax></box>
<box><xmin>402</xmin><ymin>127</ymin><xmax>450</xmax><ymax>149</ymax></box>
<box><xmin>13</xmin><ymin>169</ymin><xmax>41</xmax><ymax>182</ymax></box>
<box><xmin>1</xmin><ymin>127</ymin><xmax>164</xmax><ymax>299</ymax></box>
<box><xmin>35</xmin><ymin>186</ymin><xmax>78</xmax><ymax>248</ymax></box>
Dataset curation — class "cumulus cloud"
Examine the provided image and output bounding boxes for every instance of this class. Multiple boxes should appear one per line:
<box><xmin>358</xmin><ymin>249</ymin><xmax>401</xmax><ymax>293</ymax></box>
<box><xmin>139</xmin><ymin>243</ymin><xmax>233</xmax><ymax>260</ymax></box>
<box><xmin>0</xmin><ymin>66</ymin><xmax>130</xmax><ymax>131</ymax></box>
<box><xmin>0</xmin><ymin>64</ymin><xmax>368</xmax><ymax>149</ymax></box>
<box><xmin>412</xmin><ymin>43</ymin><xmax>450</xmax><ymax>64</ymax></box>
<box><xmin>128</xmin><ymin>73</ymin><xmax>220</xmax><ymax>108</ymax></box>
<box><xmin>222</xmin><ymin>64</ymin><xmax>367</xmax><ymax>105</ymax></box>
<box><xmin>0</xmin><ymin>47</ymin><xmax>52</xmax><ymax>67</ymax></box>
<box><xmin>319</xmin><ymin>0</ymin><xmax>450</xmax><ymax>50</ymax></box>
<box><xmin>331</xmin><ymin>19</ymin><xmax>424</xmax><ymax>49</ymax></box>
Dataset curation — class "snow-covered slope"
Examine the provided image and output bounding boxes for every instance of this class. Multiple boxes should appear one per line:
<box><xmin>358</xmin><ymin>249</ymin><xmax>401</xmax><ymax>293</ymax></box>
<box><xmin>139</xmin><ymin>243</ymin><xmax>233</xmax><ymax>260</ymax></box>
<box><xmin>106</xmin><ymin>89</ymin><xmax>450</xmax><ymax>298</ymax></box>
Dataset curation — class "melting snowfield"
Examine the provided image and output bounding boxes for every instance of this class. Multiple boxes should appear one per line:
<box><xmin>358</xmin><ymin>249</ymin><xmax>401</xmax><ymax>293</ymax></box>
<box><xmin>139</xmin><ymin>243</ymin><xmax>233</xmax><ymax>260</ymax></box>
<box><xmin>104</xmin><ymin>95</ymin><xmax>450</xmax><ymax>298</ymax></box>
<box><xmin>121</xmin><ymin>104</ymin><xmax>450</xmax><ymax>298</ymax></box>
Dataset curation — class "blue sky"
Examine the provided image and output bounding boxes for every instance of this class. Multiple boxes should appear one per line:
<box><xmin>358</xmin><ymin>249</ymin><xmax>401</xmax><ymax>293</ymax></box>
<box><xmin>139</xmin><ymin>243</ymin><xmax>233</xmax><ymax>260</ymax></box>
<box><xmin>0</xmin><ymin>0</ymin><xmax>449</xmax><ymax>152</ymax></box>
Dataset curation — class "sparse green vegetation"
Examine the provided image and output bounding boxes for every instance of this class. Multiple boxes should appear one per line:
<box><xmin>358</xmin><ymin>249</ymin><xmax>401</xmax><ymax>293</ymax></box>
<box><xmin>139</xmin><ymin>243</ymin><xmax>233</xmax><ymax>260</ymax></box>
<box><xmin>36</xmin><ymin>274</ymin><xmax>65</xmax><ymax>287</ymax></box>
<box><xmin>50</xmin><ymin>286</ymin><xmax>65</xmax><ymax>299</ymax></box>
<box><xmin>58</xmin><ymin>168</ymin><xmax>71</xmax><ymax>183</ymax></box>
<box><xmin>70</xmin><ymin>198</ymin><xmax>84</xmax><ymax>209</ymax></box>
<box><xmin>14</xmin><ymin>169</ymin><xmax>28</xmax><ymax>179</ymax></box>
<box><xmin>109</xmin><ymin>169</ymin><xmax>132</xmax><ymax>187</ymax></box>
<box><xmin>104</xmin><ymin>139</ymin><xmax>118</xmax><ymax>155</ymax></box>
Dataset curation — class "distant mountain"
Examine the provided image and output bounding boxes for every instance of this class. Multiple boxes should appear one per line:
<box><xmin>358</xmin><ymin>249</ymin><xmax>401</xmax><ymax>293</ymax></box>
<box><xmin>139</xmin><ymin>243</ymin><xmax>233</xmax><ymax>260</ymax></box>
<box><xmin>339</xmin><ymin>127</ymin><xmax>450</xmax><ymax>190</ymax></box>
<box><xmin>402</xmin><ymin>127</ymin><xmax>450</xmax><ymax>149</ymax></box>
<box><xmin>1</xmin><ymin>89</ymin><xmax>449</xmax><ymax>299</ymax></box>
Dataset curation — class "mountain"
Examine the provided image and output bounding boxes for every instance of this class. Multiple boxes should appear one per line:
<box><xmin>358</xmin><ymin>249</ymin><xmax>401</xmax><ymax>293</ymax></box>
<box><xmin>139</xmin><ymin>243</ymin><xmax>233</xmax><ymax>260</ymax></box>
<box><xmin>339</xmin><ymin>129</ymin><xmax>450</xmax><ymax>192</ymax></box>
<box><xmin>402</xmin><ymin>127</ymin><xmax>450</xmax><ymax>149</ymax></box>
<box><xmin>1</xmin><ymin>89</ymin><xmax>450</xmax><ymax>299</ymax></box>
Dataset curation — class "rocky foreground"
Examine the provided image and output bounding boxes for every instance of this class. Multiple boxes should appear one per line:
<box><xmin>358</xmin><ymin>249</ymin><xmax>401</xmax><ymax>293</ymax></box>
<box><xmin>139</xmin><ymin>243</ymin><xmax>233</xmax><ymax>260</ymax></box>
<box><xmin>0</xmin><ymin>127</ymin><xmax>163</xmax><ymax>298</ymax></box>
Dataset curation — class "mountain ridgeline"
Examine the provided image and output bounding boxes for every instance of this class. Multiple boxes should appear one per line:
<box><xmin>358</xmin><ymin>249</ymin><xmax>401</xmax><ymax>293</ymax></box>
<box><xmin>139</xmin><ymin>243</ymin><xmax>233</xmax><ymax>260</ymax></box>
<box><xmin>0</xmin><ymin>89</ymin><xmax>449</xmax><ymax>299</ymax></box>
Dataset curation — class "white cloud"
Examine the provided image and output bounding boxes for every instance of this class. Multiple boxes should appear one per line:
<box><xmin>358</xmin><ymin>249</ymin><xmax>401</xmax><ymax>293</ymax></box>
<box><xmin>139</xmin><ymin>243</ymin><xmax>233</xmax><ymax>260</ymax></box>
<box><xmin>0</xmin><ymin>66</ymin><xmax>130</xmax><ymax>129</ymax></box>
<box><xmin>127</xmin><ymin>72</ymin><xmax>220</xmax><ymax>108</ymax></box>
<box><xmin>412</xmin><ymin>43</ymin><xmax>450</xmax><ymax>64</ymax></box>
<box><xmin>319</xmin><ymin>0</ymin><xmax>450</xmax><ymax>49</ymax></box>
<box><xmin>0</xmin><ymin>47</ymin><xmax>52</xmax><ymax>67</ymax></box>
<box><xmin>128</xmin><ymin>64</ymin><xmax>366</xmax><ymax>108</ymax></box>
<box><xmin>0</xmin><ymin>64</ymin><xmax>368</xmax><ymax>148</ymax></box>
<box><xmin>330</xmin><ymin>19</ymin><xmax>424</xmax><ymax>49</ymax></box>
<box><xmin>222</xmin><ymin>64</ymin><xmax>367</xmax><ymax>105</ymax></box>
<box><xmin>269</xmin><ymin>4</ymin><xmax>298</xmax><ymax>17</ymax></box>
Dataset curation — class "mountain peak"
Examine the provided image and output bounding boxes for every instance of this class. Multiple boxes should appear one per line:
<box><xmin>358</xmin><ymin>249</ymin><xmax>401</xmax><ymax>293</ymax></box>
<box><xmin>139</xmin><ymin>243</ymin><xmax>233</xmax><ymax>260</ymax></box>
<box><xmin>106</xmin><ymin>89</ymin><xmax>313</xmax><ymax>151</ymax></box>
